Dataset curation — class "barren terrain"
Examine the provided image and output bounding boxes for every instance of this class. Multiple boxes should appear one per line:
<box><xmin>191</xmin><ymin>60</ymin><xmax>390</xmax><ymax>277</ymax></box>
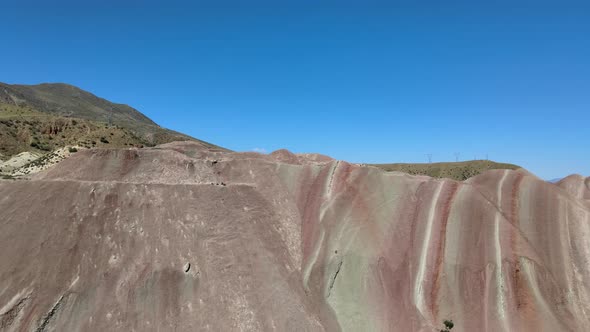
<box><xmin>0</xmin><ymin>141</ymin><xmax>588</xmax><ymax>331</ymax></box>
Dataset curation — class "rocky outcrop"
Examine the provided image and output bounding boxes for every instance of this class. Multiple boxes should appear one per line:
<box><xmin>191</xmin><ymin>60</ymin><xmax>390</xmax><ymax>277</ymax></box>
<box><xmin>0</xmin><ymin>142</ymin><xmax>588</xmax><ymax>331</ymax></box>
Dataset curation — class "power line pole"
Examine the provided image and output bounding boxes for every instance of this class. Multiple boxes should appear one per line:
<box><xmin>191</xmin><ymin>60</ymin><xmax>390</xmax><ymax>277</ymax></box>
<box><xmin>427</xmin><ymin>154</ymin><xmax>432</xmax><ymax>164</ymax></box>
<box><xmin>454</xmin><ymin>152</ymin><xmax>460</xmax><ymax>162</ymax></box>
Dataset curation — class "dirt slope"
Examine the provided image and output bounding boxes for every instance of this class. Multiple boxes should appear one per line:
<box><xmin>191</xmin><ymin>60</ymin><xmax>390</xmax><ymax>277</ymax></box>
<box><xmin>0</xmin><ymin>142</ymin><xmax>589</xmax><ymax>331</ymax></box>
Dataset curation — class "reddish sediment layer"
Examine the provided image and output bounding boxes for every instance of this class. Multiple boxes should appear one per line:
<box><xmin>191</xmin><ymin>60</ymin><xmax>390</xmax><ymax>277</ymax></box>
<box><xmin>0</xmin><ymin>141</ymin><xmax>588</xmax><ymax>331</ymax></box>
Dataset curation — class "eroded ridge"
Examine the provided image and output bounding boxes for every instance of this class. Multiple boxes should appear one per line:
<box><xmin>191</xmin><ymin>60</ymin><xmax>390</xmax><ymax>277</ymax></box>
<box><xmin>0</xmin><ymin>142</ymin><xmax>588</xmax><ymax>331</ymax></box>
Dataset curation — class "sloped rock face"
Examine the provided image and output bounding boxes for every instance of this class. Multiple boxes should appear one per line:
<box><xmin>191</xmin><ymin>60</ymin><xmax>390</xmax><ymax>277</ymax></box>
<box><xmin>557</xmin><ymin>174</ymin><xmax>590</xmax><ymax>201</ymax></box>
<box><xmin>0</xmin><ymin>142</ymin><xmax>589</xmax><ymax>331</ymax></box>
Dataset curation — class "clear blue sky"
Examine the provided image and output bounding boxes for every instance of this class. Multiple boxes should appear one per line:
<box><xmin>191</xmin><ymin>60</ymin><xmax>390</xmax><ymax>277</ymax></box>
<box><xmin>2</xmin><ymin>1</ymin><xmax>589</xmax><ymax>179</ymax></box>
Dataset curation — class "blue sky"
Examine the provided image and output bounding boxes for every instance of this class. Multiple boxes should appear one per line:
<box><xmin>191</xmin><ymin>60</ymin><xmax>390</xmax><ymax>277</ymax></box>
<box><xmin>1</xmin><ymin>1</ymin><xmax>588</xmax><ymax>179</ymax></box>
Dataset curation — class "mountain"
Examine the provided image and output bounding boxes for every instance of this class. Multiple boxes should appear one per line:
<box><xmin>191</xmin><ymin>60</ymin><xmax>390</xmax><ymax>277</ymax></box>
<box><xmin>0</xmin><ymin>141</ymin><xmax>589</xmax><ymax>331</ymax></box>
<box><xmin>0</xmin><ymin>82</ymin><xmax>223</xmax><ymax>148</ymax></box>
<box><xmin>1</xmin><ymin>82</ymin><xmax>518</xmax><ymax>182</ymax></box>
<box><xmin>0</xmin><ymin>103</ymin><xmax>147</xmax><ymax>157</ymax></box>
<box><xmin>373</xmin><ymin>159</ymin><xmax>521</xmax><ymax>181</ymax></box>
<box><xmin>0</xmin><ymin>82</ymin><xmax>227</xmax><ymax>176</ymax></box>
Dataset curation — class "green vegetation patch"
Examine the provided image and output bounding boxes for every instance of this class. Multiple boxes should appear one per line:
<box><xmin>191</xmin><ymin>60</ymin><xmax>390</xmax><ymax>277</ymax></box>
<box><xmin>0</xmin><ymin>103</ymin><xmax>149</xmax><ymax>158</ymax></box>
<box><xmin>373</xmin><ymin>160</ymin><xmax>520</xmax><ymax>181</ymax></box>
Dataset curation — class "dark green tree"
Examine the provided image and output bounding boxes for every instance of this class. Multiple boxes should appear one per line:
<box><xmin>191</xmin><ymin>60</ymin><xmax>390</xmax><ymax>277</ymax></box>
<box><xmin>440</xmin><ymin>319</ymin><xmax>454</xmax><ymax>332</ymax></box>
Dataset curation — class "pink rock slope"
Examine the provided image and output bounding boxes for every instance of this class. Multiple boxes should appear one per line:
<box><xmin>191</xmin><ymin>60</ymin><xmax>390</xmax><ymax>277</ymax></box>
<box><xmin>0</xmin><ymin>141</ymin><xmax>589</xmax><ymax>331</ymax></box>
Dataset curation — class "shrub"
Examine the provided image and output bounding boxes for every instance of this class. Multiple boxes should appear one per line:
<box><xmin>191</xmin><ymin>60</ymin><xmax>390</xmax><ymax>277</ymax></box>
<box><xmin>100</xmin><ymin>137</ymin><xmax>109</xmax><ymax>144</ymax></box>
<box><xmin>440</xmin><ymin>319</ymin><xmax>454</xmax><ymax>332</ymax></box>
<box><xmin>68</xmin><ymin>147</ymin><xmax>78</xmax><ymax>153</ymax></box>
<box><xmin>31</xmin><ymin>141</ymin><xmax>51</xmax><ymax>151</ymax></box>
<box><xmin>39</xmin><ymin>144</ymin><xmax>51</xmax><ymax>151</ymax></box>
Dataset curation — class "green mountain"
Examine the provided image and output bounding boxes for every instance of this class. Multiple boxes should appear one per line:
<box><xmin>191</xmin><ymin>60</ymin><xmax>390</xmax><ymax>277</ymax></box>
<box><xmin>0</xmin><ymin>82</ymin><xmax>223</xmax><ymax>149</ymax></box>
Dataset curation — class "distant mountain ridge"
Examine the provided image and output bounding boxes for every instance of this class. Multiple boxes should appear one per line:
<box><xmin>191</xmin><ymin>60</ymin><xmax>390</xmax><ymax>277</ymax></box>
<box><xmin>0</xmin><ymin>82</ymin><xmax>223</xmax><ymax>148</ymax></box>
<box><xmin>372</xmin><ymin>159</ymin><xmax>521</xmax><ymax>181</ymax></box>
<box><xmin>1</xmin><ymin>82</ymin><xmax>523</xmax><ymax>182</ymax></box>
